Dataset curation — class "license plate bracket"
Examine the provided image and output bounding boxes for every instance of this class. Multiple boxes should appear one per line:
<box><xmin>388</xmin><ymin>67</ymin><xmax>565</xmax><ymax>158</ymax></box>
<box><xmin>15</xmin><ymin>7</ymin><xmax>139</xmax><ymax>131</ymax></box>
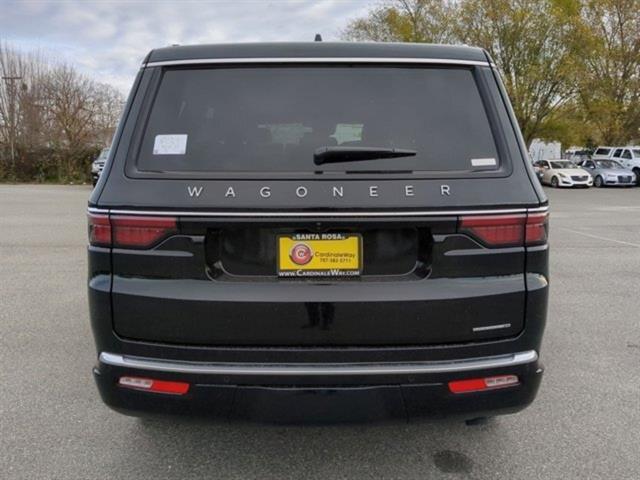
<box><xmin>277</xmin><ymin>233</ymin><xmax>362</xmax><ymax>278</ymax></box>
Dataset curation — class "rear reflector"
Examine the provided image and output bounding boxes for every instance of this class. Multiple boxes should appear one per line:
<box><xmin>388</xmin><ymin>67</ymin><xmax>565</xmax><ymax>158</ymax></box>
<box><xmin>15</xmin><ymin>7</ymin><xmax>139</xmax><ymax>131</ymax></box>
<box><xmin>459</xmin><ymin>211</ymin><xmax>548</xmax><ymax>247</ymax></box>
<box><xmin>449</xmin><ymin>375</ymin><xmax>519</xmax><ymax>394</ymax></box>
<box><xmin>88</xmin><ymin>214</ymin><xmax>177</xmax><ymax>249</ymax></box>
<box><xmin>118</xmin><ymin>376</ymin><xmax>190</xmax><ymax>395</ymax></box>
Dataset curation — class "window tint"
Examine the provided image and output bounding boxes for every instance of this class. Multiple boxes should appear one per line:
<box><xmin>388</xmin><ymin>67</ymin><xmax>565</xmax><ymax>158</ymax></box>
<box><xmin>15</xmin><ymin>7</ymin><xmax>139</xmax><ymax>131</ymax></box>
<box><xmin>594</xmin><ymin>148</ymin><xmax>610</xmax><ymax>156</ymax></box>
<box><xmin>137</xmin><ymin>66</ymin><xmax>500</xmax><ymax>173</ymax></box>
<box><xmin>613</xmin><ymin>149</ymin><xmax>622</xmax><ymax>157</ymax></box>
<box><xmin>622</xmin><ymin>149</ymin><xmax>632</xmax><ymax>159</ymax></box>
<box><xmin>595</xmin><ymin>160</ymin><xmax>620</xmax><ymax>169</ymax></box>
<box><xmin>550</xmin><ymin>161</ymin><xmax>572</xmax><ymax>169</ymax></box>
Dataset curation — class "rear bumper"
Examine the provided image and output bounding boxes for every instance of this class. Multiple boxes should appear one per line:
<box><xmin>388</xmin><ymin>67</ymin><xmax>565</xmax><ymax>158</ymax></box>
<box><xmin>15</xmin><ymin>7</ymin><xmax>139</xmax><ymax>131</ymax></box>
<box><xmin>94</xmin><ymin>350</ymin><xmax>543</xmax><ymax>421</ymax></box>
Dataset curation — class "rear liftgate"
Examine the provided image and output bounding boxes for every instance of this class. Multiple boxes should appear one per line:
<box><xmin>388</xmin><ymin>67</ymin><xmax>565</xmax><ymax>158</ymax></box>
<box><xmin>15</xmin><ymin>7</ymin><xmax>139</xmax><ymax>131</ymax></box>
<box><xmin>89</xmin><ymin>208</ymin><xmax>548</xmax><ymax>347</ymax></box>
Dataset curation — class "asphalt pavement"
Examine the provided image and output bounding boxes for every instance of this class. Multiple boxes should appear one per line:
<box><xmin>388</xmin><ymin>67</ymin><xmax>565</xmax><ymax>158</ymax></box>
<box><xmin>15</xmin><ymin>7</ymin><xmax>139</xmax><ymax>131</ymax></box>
<box><xmin>1</xmin><ymin>184</ymin><xmax>639</xmax><ymax>479</ymax></box>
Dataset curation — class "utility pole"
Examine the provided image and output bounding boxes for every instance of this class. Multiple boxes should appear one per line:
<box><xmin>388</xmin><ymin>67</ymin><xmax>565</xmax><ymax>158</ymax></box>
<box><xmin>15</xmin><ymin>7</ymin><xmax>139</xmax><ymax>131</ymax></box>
<box><xmin>2</xmin><ymin>75</ymin><xmax>23</xmax><ymax>176</ymax></box>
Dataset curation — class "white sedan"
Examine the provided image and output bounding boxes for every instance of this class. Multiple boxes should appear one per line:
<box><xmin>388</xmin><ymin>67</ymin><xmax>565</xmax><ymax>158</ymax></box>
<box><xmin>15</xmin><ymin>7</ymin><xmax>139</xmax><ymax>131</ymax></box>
<box><xmin>534</xmin><ymin>160</ymin><xmax>593</xmax><ymax>188</ymax></box>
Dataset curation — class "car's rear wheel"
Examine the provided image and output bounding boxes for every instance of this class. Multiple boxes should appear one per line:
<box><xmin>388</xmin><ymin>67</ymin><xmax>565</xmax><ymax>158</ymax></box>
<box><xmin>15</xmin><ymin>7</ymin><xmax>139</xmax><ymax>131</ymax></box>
<box><xmin>551</xmin><ymin>176</ymin><xmax>559</xmax><ymax>188</ymax></box>
<box><xmin>633</xmin><ymin>168</ymin><xmax>640</xmax><ymax>186</ymax></box>
<box><xmin>594</xmin><ymin>175</ymin><xmax>603</xmax><ymax>188</ymax></box>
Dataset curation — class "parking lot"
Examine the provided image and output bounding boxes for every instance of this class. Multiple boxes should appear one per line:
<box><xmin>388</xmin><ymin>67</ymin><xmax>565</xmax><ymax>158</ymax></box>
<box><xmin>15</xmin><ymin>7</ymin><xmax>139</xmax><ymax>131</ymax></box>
<box><xmin>1</xmin><ymin>184</ymin><xmax>639</xmax><ymax>479</ymax></box>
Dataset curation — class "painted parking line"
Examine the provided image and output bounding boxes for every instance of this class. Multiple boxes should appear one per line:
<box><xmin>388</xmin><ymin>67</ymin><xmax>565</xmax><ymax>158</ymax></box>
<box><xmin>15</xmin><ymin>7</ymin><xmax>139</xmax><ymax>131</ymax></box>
<box><xmin>560</xmin><ymin>227</ymin><xmax>640</xmax><ymax>248</ymax></box>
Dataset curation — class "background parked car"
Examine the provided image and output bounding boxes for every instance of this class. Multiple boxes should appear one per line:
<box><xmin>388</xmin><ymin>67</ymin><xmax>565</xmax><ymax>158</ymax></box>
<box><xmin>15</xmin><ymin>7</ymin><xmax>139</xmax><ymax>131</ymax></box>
<box><xmin>91</xmin><ymin>148</ymin><xmax>109</xmax><ymax>186</ymax></box>
<box><xmin>592</xmin><ymin>146</ymin><xmax>615</xmax><ymax>160</ymax></box>
<box><xmin>610</xmin><ymin>147</ymin><xmax>640</xmax><ymax>184</ymax></box>
<box><xmin>534</xmin><ymin>160</ymin><xmax>593</xmax><ymax>188</ymax></box>
<box><xmin>578</xmin><ymin>159</ymin><xmax>635</xmax><ymax>187</ymax></box>
<box><xmin>564</xmin><ymin>148</ymin><xmax>591</xmax><ymax>163</ymax></box>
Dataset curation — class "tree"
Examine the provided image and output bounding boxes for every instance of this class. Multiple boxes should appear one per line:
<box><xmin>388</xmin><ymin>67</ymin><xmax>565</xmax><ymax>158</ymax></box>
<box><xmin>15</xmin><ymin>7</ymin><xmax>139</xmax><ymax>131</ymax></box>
<box><xmin>342</xmin><ymin>0</ymin><xmax>456</xmax><ymax>44</ymax></box>
<box><xmin>343</xmin><ymin>0</ymin><xmax>586</xmax><ymax>147</ymax></box>
<box><xmin>456</xmin><ymin>0</ymin><xmax>586</xmax><ymax>146</ymax></box>
<box><xmin>578</xmin><ymin>0</ymin><xmax>640</xmax><ymax>144</ymax></box>
<box><xmin>0</xmin><ymin>42</ymin><xmax>124</xmax><ymax>182</ymax></box>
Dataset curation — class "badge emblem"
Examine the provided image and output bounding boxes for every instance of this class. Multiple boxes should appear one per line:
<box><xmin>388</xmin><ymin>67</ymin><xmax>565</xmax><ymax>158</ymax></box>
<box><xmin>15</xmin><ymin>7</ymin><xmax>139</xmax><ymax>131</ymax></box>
<box><xmin>290</xmin><ymin>243</ymin><xmax>313</xmax><ymax>265</ymax></box>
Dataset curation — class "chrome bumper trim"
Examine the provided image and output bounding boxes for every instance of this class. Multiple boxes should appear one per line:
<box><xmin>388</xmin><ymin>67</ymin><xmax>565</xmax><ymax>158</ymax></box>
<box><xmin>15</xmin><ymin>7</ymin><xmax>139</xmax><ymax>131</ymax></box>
<box><xmin>99</xmin><ymin>350</ymin><xmax>538</xmax><ymax>376</ymax></box>
<box><xmin>88</xmin><ymin>206</ymin><xmax>548</xmax><ymax>218</ymax></box>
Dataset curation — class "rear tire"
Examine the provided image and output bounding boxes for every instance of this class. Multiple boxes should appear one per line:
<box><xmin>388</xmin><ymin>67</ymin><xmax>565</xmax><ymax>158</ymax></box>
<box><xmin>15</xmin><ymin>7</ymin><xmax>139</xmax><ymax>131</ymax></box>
<box><xmin>551</xmin><ymin>176</ymin><xmax>559</xmax><ymax>188</ymax></box>
<box><xmin>594</xmin><ymin>175</ymin><xmax>603</xmax><ymax>188</ymax></box>
<box><xmin>633</xmin><ymin>168</ymin><xmax>640</xmax><ymax>186</ymax></box>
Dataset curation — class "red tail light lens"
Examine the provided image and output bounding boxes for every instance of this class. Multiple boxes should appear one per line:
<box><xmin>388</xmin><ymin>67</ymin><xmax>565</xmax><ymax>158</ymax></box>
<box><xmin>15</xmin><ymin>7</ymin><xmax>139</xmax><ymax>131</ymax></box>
<box><xmin>88</xmin><ymin>214</ymin><xmax>177</xmax><ymax>249</ymax></box>
<box><xmin>449</xmin><ymin>375</ymin><xmax>519</xmax><ymax>394</ymax></box>
<box><xmin>88</xmin><ymin>213</ymin><xmax>111</xmax><ymax>247</ymax></box>
<box><xmin>525</xmin><ymin>212</ymin><xmax>549</xmax><ymax>245</ymax></box>
<box><xmin>459</xmin><ymin>214</ymin><xmax>526</xmax><ymax>247</ymax></box>
<box><xmin>111</xmin><ymin>215</ymin><xmax>177</xmax><ymax>248</ymax></box>
<box><xmin>459</xmin><ymin>211</ymin><xmax>548</xmax><ymax>247</ymax></box>
<box><xmin>118</xmin><ymin>376</ymin><xmax>190</xmax><ymax>395</ymax></box>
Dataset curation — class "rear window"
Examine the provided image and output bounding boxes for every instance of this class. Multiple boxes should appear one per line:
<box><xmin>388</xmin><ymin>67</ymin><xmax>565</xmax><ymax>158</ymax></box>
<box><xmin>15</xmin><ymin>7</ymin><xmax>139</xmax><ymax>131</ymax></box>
<box><xmin>594</xmin><ymin>148</ymin><xmax>611</xmax><ymax>156</ymax></box>
<box><xmin>136</xmin><ymin>66</ymin><xmax>500</xmax><ymax>174</ymax></box>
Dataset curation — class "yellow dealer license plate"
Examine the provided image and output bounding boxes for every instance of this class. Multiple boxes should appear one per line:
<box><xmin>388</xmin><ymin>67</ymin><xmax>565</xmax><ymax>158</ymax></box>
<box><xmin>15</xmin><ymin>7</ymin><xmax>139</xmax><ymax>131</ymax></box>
<box><xmin>278</xmin><ymin>233</ymin><xmax>362</xmax><ymax>278</ymax></box>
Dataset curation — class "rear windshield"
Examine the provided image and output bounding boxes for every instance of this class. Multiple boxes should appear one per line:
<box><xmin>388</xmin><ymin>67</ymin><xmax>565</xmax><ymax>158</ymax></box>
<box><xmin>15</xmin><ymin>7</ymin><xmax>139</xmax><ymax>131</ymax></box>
<box><xmin>594</xmin><ymin>148</ymin><xmax>611</xmax><ymax>156</ymax></box>
<box><xmin>136</xmin><ymin>66</ymin><xmax>500</xmax><ymax>174</ymax></box>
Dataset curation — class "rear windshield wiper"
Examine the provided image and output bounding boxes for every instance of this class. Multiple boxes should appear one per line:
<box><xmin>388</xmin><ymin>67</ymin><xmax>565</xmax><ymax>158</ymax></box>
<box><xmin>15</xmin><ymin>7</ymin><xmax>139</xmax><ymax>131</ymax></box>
<box><xmin>313</xmin><ymin>146</ymin><xmax>417</xmax><ymax>165</ymax></box>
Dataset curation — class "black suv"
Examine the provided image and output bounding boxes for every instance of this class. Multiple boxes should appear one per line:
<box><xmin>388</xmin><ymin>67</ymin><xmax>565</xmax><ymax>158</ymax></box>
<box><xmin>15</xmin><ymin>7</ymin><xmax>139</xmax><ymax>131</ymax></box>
<box><xmin>88</xmin><ymin>42</ymin><xmax>548</xmax><ymax>422</ymax></box>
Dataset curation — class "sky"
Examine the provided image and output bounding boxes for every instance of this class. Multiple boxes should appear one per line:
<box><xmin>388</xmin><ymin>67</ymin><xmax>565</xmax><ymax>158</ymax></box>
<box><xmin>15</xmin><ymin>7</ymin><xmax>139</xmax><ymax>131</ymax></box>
<box><xmin>0</xmin><ymin>0</ymin><xmax>374</xmax><ymax>93</ymax></box>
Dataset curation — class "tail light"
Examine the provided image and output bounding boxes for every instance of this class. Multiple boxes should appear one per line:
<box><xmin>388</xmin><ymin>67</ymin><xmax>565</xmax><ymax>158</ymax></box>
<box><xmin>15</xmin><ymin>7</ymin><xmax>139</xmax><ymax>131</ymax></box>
<box><xmin>459</xmin><ymin>211</ymin><xmax>548</xmax><ymax>248</ymax></box>
<box><xmin>88</xmin><ymin>213</ymin><xmax>177</xmax><ymax>249</ymax></box>
<box><xmin>88</xmin><ymin>213</ymin><xmax>111</xmax><ymax>246</ymax></box>
<box><xmin>525</xmin><ymin>212</ymin><xmax>549</xmax><ymax>245</ymax></box>
<box><xmin>449</xmin><ymin>375</ymin><xmax>519</xmax><ymax>394</ymax></box>
<box><xmin>118</xmin><ymin>376</ymin><xmax>190</xmax><ymax>395</ymax></box>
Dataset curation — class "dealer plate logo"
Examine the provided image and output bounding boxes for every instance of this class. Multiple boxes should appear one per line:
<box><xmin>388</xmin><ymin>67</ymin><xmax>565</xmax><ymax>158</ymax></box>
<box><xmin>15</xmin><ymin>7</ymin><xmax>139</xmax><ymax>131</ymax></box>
<box><xmin>290</xmin><ymin>243</ymin><xmax>313</xmax><ymax>265</ymax></box>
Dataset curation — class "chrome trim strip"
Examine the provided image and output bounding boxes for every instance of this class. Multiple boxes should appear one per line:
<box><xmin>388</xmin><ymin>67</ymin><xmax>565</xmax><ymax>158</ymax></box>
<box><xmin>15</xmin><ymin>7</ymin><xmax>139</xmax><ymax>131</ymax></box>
<box><xmin>88</xmin><ymin>207</ymin><xmax>538</xmax><ymax>217</ymax></box>
<box><xmin>99</xmin><ymin>350</ymin><xmax>537</xmax><ymax>376</ymax></box>
<box><xmin>527</xmin><ymin>206</ymin><xmax>549</xmax><ymax>213</ymax></box>
<box><xmin>473</xmin><ymin>323</ymin><xmax>512</xmax><ymax>332</ymax></box>
<box><xmin>143</xmin><ymin>57</ymin><xmax>491</xmax><ymax>68</ymax></box>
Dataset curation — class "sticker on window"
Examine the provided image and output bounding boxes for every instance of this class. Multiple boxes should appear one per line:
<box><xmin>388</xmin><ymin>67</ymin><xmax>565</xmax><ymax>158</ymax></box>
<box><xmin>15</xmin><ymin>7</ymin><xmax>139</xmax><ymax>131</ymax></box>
<box><xmin>259</xmin><ymin>123</ymin><xmax>312</xmax><ymax>146</ymax></box>
<box><xmin>471</xmin><ymin>158</ymin><xmax>497</xmax><ymax>167</ymax></box>
<box><xmin>330</xmin><ymin>124</ymin><xmax>363</xmax><ymax>145</ymax></box>
<box><xmin>153</xmin><ymin>134</ymin><xmax>188</xmax><ymax>155</ymax></box>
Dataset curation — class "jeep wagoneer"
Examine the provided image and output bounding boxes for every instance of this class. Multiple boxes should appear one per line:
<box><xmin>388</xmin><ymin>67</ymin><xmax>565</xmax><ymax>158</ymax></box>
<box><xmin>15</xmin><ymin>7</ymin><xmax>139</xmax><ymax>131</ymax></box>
<box><xmin>88</xmin><ymin>42</ymin><xmax>549</xmax><ymax>423</ymax></box>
